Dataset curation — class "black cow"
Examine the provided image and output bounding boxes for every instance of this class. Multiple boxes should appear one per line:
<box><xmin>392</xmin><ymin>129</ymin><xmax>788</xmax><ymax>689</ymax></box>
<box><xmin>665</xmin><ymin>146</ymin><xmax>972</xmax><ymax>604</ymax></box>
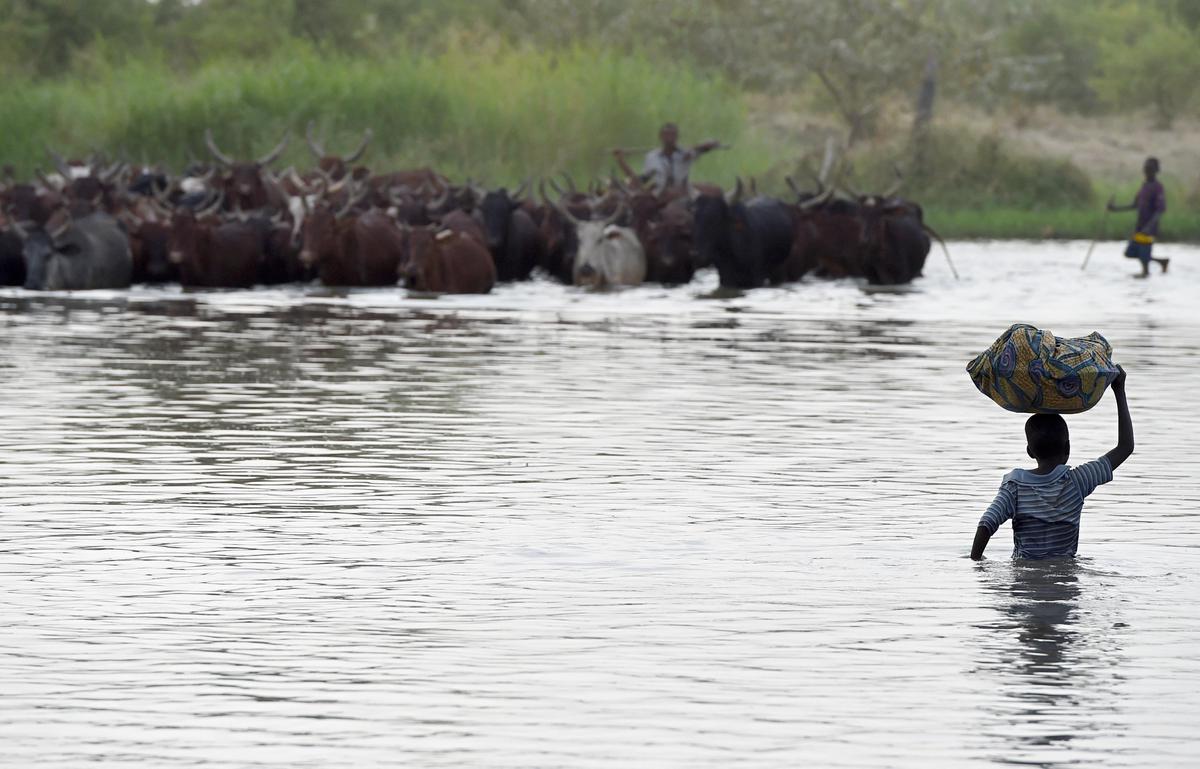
<box><xmin>693</xmin><ymin>182</ymin><xmax>794</xmax><ymax>289</ymax></box>
<box><xmin>478</xmin><ymin>185</ymin><xmax>544</xmax><ymax>281</ymax></box>
<box><xmin>22</xmin><ymin>212</ymin><xmax>132</xmax><ymax>290</ymax></box>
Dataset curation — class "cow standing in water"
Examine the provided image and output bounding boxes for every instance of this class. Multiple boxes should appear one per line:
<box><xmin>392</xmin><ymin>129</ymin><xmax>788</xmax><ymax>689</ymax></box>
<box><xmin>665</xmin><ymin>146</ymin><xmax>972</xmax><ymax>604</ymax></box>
<box><xmin>299</xmin><ymin>203</ymin><xmax>406</xmax><ymax>287</ymax></box>
<box><xmin>400</xmin><ymin>226</ymin><xmax>496</xmax><ymax>294</ymax></box>
<box><xmin>20</xmin><ymin>211</ymin><xmax>132</xmax><ymax>291</ymax></box>
<box><xmin>478</xmin><ymin>185</ymin><xmax>544</xmax><ymax>281</ymax></box>
<box><xmin>693</xmin><ymin>180</ymin><xmax>794</xmax><ymax>289</ymax></box>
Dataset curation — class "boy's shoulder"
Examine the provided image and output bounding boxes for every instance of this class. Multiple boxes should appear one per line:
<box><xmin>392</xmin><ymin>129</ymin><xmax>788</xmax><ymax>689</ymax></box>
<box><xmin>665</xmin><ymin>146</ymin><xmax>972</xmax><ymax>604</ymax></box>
<box><xmin>1000</xmin><ymin>466</ymin><xmax>1069</xmax><ymax>485</ymax></box>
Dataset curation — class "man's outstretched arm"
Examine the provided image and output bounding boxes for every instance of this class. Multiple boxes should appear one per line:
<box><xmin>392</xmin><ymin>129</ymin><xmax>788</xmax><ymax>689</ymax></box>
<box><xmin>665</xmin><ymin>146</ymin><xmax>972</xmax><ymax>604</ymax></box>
<box><xmin>1105</xmin><ymin>366</ymin><xmax>1134</xmax><ymax>471</ymax></box>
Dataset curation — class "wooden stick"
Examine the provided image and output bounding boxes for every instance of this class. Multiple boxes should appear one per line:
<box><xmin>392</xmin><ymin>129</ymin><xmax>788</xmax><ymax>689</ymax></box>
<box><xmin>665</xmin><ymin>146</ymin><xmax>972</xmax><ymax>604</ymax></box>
<box><xmin>1080</xmin><ymin>206</ymin><xmax>1112</xmax><ymax>271</ymax></box>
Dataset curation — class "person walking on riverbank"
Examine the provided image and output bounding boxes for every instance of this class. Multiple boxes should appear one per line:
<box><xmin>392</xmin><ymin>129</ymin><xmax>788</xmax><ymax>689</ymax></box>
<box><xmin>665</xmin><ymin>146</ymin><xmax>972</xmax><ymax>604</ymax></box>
<box><xmin>613</xmin><ymin>122</ymin><xmax>721</xmax><ymax>194</ymax></box>
<box><xmin>1108</xmin><ymin>157</ymin><xmax>1168</xmax><ymax>278</ymax></box>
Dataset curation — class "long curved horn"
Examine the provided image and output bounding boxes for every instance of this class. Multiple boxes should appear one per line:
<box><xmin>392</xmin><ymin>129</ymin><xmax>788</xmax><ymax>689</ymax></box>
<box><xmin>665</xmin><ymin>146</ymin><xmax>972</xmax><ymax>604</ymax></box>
<box><xmin>882</xmin><ymin>164</ymin><xmax>904</xmax><ymax>198</ymax></box>
<box><xmin>47</xmin><ymin>147</ymin><xmax>73</xmax><ymax>180</ymax></box>
<box><xmin>337</xmin><ymin>188</ymin><xmax>365</xmax><ymax>218</ymax></box>
<box><xmin>512</xmin><ymin>178</ymin><xmax>530</xmax><ymax>200</ymax></box>
<box><xmin>425</xmin><ymin>184</ymin><xmax>451</xmax><ymax>214</ymax></box>
<box><xmin>543</xmin><ymin>183</ymin><xmax>584</xmax><ymax>224</ymax></box>
<box><xmin>547</xmin><ymin>176</ymin><xmax>566</xmax><ymax>197</ymax></box>
<box><xmin>797</xmin><ymin>187</ymin><xmax>834</xmax><ymax>211</ymax></box>
<box><xmin>100</xmin><ymin>160</ymin><xmax>127</xmax><ymax>183</ymax></box>
<box><xmin>35</xmin><ymin>168</ymin><xmax>61</xmax><ymax>191</ymax></box>
<box><xmin>818</xmin><ymin>136</ymin><xmax>837</xmax><ymax>185</ymax></box>
<box><xmin>786</xmin><ymin>176</ymin><xmax>803</xmax><ymax>201</ymax></box>
<box><xmin>561</xmin><ymin>172</ymin><xmax>578</xmax><ymax>194</ymax></box>
<box><xmin>49</xmin><ymin>215</ymin><xmax>72</xmax><ymax>241</ymax></box>
<box><xmin>601</xmin><ymin>202</ymin><xmax>627</xmax><ymax>228</ymax></box>
<box><xmin>197</xmin><ymin>190</ymin><xmax>225</xmax><ymax>218</ymax></box>
<box><xmin>305</xmin><ymin>121</ymin><xmax>326</xmax><ymax>158</ymax></box>
<box><xmin>343</xmin><ymin>129</ymin><xmax>373</xmax><ymax>164</ymax></box>
<box><xmin>204</xmin><ymin>130</ymin><xmax>235</xmax><ymax>166</ymax></box>
<box><xmin>256</xmin><ymin>130</ymin><xmax>290</xmax><ymax>166</ymax></box>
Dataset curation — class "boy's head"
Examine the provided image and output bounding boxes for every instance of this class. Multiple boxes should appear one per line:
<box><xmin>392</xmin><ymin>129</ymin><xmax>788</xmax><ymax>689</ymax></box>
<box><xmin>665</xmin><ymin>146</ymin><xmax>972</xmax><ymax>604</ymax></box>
<box><xmin>1026</xmin><ymin>413</ymin><xmax>1070</xmax><ymax>463</ymax></box>
<box><xmin>1144</xmin><ymin>156</ymin><xmax>1160</xmax><ymax>179</ymax></box>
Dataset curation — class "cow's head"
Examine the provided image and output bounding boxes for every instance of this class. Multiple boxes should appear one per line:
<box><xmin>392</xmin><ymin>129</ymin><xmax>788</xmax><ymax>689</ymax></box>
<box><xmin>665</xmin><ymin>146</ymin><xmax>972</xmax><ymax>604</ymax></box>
<box><xmin>206</xmin><ymin>129</ymin><xmax>289</xmax><ymax>211</ymax></box>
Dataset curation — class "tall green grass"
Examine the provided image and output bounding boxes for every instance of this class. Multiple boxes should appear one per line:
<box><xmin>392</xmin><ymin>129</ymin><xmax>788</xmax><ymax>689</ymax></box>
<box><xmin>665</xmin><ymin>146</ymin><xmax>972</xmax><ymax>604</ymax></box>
<box><xmin>0</xmin><ymin>42</ymin><xmax>774</xmax><ymax>185</ymax></box>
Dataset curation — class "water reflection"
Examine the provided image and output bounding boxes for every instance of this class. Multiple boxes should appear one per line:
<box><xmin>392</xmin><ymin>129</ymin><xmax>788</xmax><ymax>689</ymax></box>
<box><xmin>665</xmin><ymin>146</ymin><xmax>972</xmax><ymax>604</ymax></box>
<box><xmin>974</xmin><ymin>558</ymin><xmax>1124</xmax><ymax>767</ymax></box>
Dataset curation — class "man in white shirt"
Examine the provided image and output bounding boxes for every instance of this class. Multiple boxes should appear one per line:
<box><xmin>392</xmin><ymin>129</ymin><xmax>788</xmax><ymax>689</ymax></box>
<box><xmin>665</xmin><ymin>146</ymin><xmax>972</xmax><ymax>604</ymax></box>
<box><xmin>613</xmin><ymin>123</ymin><xmax>721</xmax><ymax>194</ymax></box>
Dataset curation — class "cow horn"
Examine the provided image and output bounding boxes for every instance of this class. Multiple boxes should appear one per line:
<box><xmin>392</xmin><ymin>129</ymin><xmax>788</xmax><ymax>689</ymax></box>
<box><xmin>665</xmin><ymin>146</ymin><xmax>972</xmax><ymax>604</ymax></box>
<box><xmin>601</xmin><ymin>202</ymin><xmax>627</xmax><ymax>228</ymax></box>
<box><xmin>305</xmin><ymin>121</ymin><xmax>326</xmax><ymax>158</ymax></box>
<box><xmin>785</xmin><ymin>176</ymin><xmax>803</xmax><ymax>201</ymax></box>
<box><xmin>818</xmin><ymin>136</ymin><xmax>838</xmax><ymax>185</ymax></box>
<box><xmin>797</xmin><ymin>186</ymin><xmax>834</xmax><ymax>211</ymax></box>
<box><xmin>47</xmin><ymin>147</ymin><xmax>73</xmax><ymax>180</ymax></box>
<box><xmin>256</xmin><ymin>131</ymin><xmax>290</xmax><ymax>167</ymax></box>
<box><xmin>609</xmin><ymin>174</ymin><xmax>629</xmax><ymax>196</ymax></box>
<box><xmin>203</xmin><ymin>129</ymin><xmax>236</xmax><ymax>167</ymax></box>
<box><xmin>561</xmin><ymin>172</ymin><xmax>578</xmax><ymax>194</ymax></box>
<box><xmin>547</xmin><ymin>176</ymin><xmax>566</xmax><ymax>198</ymax></box>
<box><xmin>544</xmin><ymin>184</ymin><xmax>583</xmax><ymax>224</ymax></box>
<box><xmin>425</xmin><ymin>184</ymin><xmax>451</xmax><ymax>214</ymax></box>
<box><xmin>150</xmin><ymin>198</ymin><xmax>174</xmax><ymax>220</ymax></box>
<box><xmin>512</xmin><ymin>178</ymin><xmax>530</xmax><ymax>200</ymax></box>
<box><xmin>49</xmin><ymin>215</ymin><xmax>71</xmax><ymax>241</ymax></box>
<box><xmin>882</xmin><ymin>164</ymin><xmax>904</xmax><ymax>198</ymax></box>
<box><xmin>748</xmin><ymin>177</ymin><xmax>758</xmax><ymax>197</ymax></box>
<box><xmin>727</xmin><ymin>177</ymin><xmax>745</xmax><ymax>204</ymax></box>
<box><xmin>337</xmin><ymin>189</ymin><xmax>365</xmax><ymax>218</ymax></box>
<box><xmin>197</xmin><ymin>190</ymin><xmax>225</xmax><ymax>218</ymax></box>
<box><xmin>100</xmin><ymin>160</ymin><xmax>126</xmax><ymax>183</ymax></box>
<box><xmin>35</xmin><ymin>168</ymin><xmax>61</xmax><ymax>191</ymax></box>
<box><xmin>344</xmin><ymin>129</ymin><xmax>373</xmax><ymax>164</ymax></box>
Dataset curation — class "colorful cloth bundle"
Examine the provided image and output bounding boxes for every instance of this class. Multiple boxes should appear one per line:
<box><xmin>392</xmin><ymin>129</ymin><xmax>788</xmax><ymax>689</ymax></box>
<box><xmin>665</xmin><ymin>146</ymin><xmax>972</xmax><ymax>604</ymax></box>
<box><xmin>967</xmin><ymin>324</ymin><xmax>1119</xmax><ymax>414</ymax></box>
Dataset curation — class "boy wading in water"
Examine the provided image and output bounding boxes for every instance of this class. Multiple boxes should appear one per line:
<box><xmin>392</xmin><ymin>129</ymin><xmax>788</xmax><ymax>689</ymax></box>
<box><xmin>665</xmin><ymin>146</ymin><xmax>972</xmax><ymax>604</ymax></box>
<box><xmin>971</xmin><ymin>367</ymin><xmax>1133</xmax><ymax>560</ymax></box>
<box><xmin>1108</xmin><ymin>157</ymin><xmax>1168</xmax><ymax>278</ymax></box>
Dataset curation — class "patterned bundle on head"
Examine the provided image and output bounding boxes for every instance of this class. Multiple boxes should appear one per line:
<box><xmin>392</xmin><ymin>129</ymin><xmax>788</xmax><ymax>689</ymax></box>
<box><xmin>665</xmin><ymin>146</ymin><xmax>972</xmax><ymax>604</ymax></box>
<box><xmin>967</xmin><ymin>323</ymin><xmax>1119</xmax><ymax>414</ymax></box>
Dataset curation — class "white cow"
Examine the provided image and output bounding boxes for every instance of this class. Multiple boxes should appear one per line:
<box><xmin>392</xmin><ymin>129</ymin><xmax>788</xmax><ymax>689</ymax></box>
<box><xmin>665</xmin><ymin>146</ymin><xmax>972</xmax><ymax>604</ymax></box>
<box><xmin>572</xmin><ymin>217</ymin><xmax>646</xmax><ymax>289</ymax></box>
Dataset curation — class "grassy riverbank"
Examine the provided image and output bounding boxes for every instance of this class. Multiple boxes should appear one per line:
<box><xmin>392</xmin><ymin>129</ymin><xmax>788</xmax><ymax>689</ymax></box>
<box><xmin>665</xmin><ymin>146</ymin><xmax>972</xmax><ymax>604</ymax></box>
<box><xmin>925</xmin><ymin>205</ymin><xmax>1200</xmax><ymax>242</ymax></box>
<box><xmin>3</xmin><ymin>43</ymin><xmax>1198</xmax><ymax>242</ymax></box>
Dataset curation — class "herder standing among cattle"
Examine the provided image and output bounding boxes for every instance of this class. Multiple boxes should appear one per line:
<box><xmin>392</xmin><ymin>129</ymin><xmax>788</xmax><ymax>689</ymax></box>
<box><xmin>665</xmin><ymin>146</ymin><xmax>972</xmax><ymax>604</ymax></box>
<box><xmin>1107</xmin><ymin>156</ymin><xmax>1168</xmax><ymax>278</ymax></box>
<box><xmin>612</xmin><ymin>122</ymin><xmax>722</xmax><ymax>194</ymax></box>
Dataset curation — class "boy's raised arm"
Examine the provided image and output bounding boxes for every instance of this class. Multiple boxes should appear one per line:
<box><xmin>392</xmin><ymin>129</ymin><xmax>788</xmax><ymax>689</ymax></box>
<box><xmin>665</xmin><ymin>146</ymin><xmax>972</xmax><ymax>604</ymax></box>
<box><xmin>1105</xmin><ymin>366</ymin><xmax>1134</xmax><ymax>471</ymax></box>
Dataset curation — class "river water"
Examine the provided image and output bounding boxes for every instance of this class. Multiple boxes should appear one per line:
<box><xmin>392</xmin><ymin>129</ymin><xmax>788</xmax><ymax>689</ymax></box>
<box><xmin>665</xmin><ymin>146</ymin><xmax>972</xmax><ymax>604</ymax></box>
<box><xmin>1</xmin><ymin>241</ymin><xmax>1198</xmax><ymax>768</ymax></box>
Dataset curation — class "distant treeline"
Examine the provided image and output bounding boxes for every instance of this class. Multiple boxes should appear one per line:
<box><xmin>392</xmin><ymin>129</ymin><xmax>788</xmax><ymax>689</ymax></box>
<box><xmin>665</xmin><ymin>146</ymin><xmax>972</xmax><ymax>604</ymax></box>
<box><xmin>5</xmin><ymin>0</ymin><xmax>1200</xmax><ymax>129</ymax></box>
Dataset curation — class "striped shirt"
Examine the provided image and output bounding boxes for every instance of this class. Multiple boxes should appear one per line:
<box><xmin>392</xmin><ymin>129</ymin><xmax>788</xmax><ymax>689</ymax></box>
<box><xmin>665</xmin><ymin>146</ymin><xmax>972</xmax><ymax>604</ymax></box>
<box><xmin>979</xmin><ymin>457</ymin><xmax>1113</xmax><ymax>559</ymax></box>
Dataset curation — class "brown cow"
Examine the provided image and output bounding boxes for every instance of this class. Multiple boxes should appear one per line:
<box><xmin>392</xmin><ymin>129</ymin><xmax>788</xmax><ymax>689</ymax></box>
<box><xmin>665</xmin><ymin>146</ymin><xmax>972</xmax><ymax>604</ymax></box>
<box><xmin>205</xmin><ymin>129</ymin><xmax>290</xmax><ymax>212</ymax></box>
<box><xmin>168</xmin><ymin>206</ymin><xmax>265</xmax><ymax>289</ymax></box>
<box><xmin>437</xmin><ymin>208</ymin><xmax>487</xmax><ymax>245</ymax></box>
<box><xmin>299</xmin><ymin>204</ymin><xmax>405</xmax><ymax>286</ymax></box>
<box><xmin>401</xmin><ymin>226</ymin><xmax>496</xmax><ymax>294</ymax></box>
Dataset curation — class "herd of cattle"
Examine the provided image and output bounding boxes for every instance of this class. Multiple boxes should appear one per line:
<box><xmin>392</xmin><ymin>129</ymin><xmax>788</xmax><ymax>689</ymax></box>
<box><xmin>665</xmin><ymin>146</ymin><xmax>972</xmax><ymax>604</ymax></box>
<box><xmin>0</xmin><ymin>128</ymin><xmax>945</xmax><ymax>294</ymax></box>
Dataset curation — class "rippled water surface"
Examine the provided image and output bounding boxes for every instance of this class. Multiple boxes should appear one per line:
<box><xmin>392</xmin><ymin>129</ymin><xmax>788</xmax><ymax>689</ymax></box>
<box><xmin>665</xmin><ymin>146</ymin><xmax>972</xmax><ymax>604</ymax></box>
<box><xmin>2</xmin><ymin>242</ymin><xmax>1199</xmax><ymax>768</ymax></box>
